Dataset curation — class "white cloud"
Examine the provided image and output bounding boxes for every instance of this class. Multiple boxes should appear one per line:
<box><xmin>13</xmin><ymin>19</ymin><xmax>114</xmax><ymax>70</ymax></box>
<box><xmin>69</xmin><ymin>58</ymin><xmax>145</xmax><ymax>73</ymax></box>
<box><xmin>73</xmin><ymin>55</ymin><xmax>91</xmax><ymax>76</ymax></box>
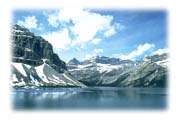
<box><xmin>44</xmin><ymin>8</ymin><xmax>122</xmax><ymax>48</ymax></box>
<box><xmin>47</xmin><ymin>14</ymin><xmax>59</xmax><ymax>27</ymax></box>
<box><xmin>104</xmin><ymin>27</ymin><xmax>116</xmax><ymax>37</ymax></box>
<box><xmin>42</xmin><ymin>28</ymin><xmax>71</xmax><ymax>49</ymax></box>
<box><xmin>152</xmin><ymin>48</ymin><xmax>168</xmax><ymax>55</ymax></box>
<box><xmin>93</xmin><ymin>48</ymin><xmax>104</xmax><ymax>53</ymax></box>
<box><xmin>114</xmin><ymin>23</ymin><xmax>126</xmax><ymax>31</ymax></box>
<box><xmin>17</xmin><ymin>16</ymin><xmax>38</xmax><ymax>29</ymax></box>
<box><xmin>119</xmin><ymin>43</ymin><xmax>155</xmax><ymax>60</ymax></box>
<box><xmin>69</xmin><ymin>10</ymin><xmax>114</xmax><ymax>46</ymax></box>
<box><xmin>84</xmin><ymin>48</ymin><xmax>103</xmax><ymax>60</ymax></box>
<box><xmin>91</xmin><ymin>38</ymin><xmax>102</xmax><ymax>45</ymax></box>
<box><xmin>84</xmin><ymin>54</ymin><xmax>95</xmax><ymax>60</ymax></box>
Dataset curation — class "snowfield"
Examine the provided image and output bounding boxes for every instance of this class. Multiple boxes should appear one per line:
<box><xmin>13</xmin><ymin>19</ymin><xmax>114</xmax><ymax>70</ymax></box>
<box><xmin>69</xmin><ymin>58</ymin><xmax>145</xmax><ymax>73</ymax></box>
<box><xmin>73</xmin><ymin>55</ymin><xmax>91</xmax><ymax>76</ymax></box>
<box><xmin>11</xmin><ymin>63</ymin><xmax>86</xmax><ymax>88</ymax></box>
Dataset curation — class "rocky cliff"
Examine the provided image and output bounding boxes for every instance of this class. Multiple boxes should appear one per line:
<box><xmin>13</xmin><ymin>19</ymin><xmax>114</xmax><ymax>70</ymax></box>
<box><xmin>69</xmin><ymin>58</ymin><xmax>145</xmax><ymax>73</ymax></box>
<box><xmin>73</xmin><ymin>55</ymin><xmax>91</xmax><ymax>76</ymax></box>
<box><xmin>11</xmin><ymin>24</ymin><xmax>86</xmax><ymax>88</ymax></box>
<box><xmin>12</xmin><ymin>24</ymin><xmax>66</xmax><ymax>73</ymax></box>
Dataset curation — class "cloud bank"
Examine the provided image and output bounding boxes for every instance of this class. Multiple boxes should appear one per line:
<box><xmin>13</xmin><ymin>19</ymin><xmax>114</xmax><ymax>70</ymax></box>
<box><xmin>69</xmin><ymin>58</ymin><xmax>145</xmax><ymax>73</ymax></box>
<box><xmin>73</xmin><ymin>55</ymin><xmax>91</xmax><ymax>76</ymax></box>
<box><xmin>119</xmin><ymin>43</ymin><xmax>155</xmax><ymax>60</ymax></box>
<box><xmin>17</xmin><ymin>16</ymin><xmax>38</xmax><ymax>29</ymax></box>
<box><xmin>43</xmin><ymin>8</ymin><xmax>122</xmax><ymax>49</ymax></box>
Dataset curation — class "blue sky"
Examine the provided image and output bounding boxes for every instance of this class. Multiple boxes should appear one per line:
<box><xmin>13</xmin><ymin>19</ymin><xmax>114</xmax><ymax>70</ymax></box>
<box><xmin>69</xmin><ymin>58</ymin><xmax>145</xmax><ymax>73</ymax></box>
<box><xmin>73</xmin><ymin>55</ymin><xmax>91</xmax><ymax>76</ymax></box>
<box><xmin>13</xmin><ymin>8</ymin><xmax>167</xmax><ymax>62</ymax></box>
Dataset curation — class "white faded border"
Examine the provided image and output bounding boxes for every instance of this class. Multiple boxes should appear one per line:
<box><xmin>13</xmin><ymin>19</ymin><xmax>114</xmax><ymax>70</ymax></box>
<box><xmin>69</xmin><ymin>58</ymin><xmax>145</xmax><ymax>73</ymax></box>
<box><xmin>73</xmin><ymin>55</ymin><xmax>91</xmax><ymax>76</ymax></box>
<box><xmin>0</xmin><ymin>0</ymin><xmax>180</xmax><ymax>120</ymax></box>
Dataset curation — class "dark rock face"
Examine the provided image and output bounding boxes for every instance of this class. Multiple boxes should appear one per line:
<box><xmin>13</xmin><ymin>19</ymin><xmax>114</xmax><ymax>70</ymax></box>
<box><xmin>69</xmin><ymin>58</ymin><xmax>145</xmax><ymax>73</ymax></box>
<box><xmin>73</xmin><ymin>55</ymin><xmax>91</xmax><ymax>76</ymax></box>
<box><xmin>11</xmin><ymin>24</ymin><xmax>66</xmax><ymax>73</ymax></box>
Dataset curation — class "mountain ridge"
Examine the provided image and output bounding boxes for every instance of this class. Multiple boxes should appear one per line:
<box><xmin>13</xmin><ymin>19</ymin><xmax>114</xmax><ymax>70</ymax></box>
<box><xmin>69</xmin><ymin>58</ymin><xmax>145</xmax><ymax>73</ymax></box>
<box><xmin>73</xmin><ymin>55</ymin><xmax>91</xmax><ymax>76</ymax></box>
<box><xmin>12</xmin><ymin>24</ymin><xmax>66</xmax><ymax>73</ymax></box>
<box><xmin>11</xmin><ymin>24</ymin><xmax>86</xmax><ymax>88</ymax></box>
<box><xmin>67</xmin><ymin>52</ymin><xmax>168</xmax><ymax>87</ymax></box>
<box><xmin>11</xmin><ymin>24</ymin><xmax>168</xmax><ymax>88</ymax></box>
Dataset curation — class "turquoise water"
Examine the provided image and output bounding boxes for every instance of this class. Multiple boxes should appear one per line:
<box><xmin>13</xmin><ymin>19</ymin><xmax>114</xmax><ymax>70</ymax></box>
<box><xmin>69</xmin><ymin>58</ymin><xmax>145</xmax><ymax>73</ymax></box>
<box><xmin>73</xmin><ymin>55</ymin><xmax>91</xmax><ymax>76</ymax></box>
<box><xmin>13</xmin><ymin>87</ymin><xmax>167</xmax><ymax>110</ymax></box>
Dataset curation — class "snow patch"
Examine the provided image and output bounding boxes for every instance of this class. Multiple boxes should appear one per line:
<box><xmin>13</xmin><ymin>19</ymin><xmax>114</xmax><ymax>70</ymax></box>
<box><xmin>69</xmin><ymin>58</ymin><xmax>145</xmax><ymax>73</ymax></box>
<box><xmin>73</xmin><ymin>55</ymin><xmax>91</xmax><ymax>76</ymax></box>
<box><xmin>52</xmin><ymin>74</ymin><xmax>59</xmax><ymax>80</ymax></box>
<box><xmin>30</xmin><ymin>74</ymin><xmax>40</xmax><ymax>86</ymax></box>
<box><xmin>12</xmin><ymin>63</ymin><xmax>27</xmax><ymax>76</ymax></box>
<box><xmin>97</xmin><ymin>63</ymin><xmax>123</xmax><ymax>73</ymax></box>
<box><xmin>13</xmin><ymin>35</ymin><xmax>33</xmax><ymax>38</ymax></box>
<box><xmin>72</xmin><ymin>63</ymin><xmax>93</xmax><ymax>70</ymax></box>
<box><xmin>48</xmin><ymin>76</ymin><xmax>66</xmax><ymax>84</ymax></box>
<box><xmin>25</xmin><ymin>48</ymin><xmax>31</xmax><ymax>52</ymax></box>
<box><xmin>12</xmin><ymin>74</ymin><xmax>19</xmax><ymax>82</ymax></box>
<box><xmin>13</xmin><ymin>29</ymin><xmax>25</xmax><ymax>33</ymax></box>
<box><xmin>12</xmin><ymin>80</ymin><xmax>26</xmax><ymax>87</ymax></box>
<box><xmin>78</xmin><ymin>64</ymin><xmax>93</xmax><ymax>69</ymax></box>
<box><xmin>35</xmin><ymin>64</ymin><xmax>50</xmax><ymax>83</ymax></box>
<box><xmin>155</xmin><ymin>59</ymin><xmax>168</xmax><ymax>67</ymax></box>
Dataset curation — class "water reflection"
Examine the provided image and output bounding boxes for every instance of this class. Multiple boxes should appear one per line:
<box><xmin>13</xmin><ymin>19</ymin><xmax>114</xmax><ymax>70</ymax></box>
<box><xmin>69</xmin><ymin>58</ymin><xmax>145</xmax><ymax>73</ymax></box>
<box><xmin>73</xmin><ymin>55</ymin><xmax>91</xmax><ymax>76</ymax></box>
<box><xmin>13</xmin><ymin>87</ymin><xmax>167</xmax><ymax>110</ymax></box>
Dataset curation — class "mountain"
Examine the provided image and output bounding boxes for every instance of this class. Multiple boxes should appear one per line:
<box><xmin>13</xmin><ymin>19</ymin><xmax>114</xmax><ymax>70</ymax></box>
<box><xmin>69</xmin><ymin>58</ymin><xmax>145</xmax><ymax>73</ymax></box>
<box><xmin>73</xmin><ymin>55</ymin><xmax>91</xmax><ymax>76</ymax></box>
<box><xmin>67</xmin><ymin>53</ymin><xmax>168</xmax><ymax>87</ymax></box>
<box><xmin>114</xmin><ymin>60</ymin><xmax>167</xmax><ymax>87</ymax></box>
<box><xmin>67</xmin><ymin>56</ymin><xmax>136</xmax><ymax>86</ymax></box>
<box><xmin>11</xmin><ymin>24</ymin><xmax>168</xmax><ymax>88</ymax></box>
<box><xmin>68</xmin><ymin>56</ymin><xmax>134</xmax><ymax>71</ymax></box>
<box><xmin>81</xmin><ymin>56</ymin><xmax>133</xmax><ymax>65</ymax></box>
<box><xmin>12</xmin><ymin>24</ymin><xmax>66</xmax><ymax>73</ymax></box>
<box><xmin>68</xmin><ymin>57</ymin><xmax>81</xmax><ymax>65</ymax></box>
<box><xmin>145</xmin><ymin>52</ymin><xmax>168</xmax><ymax>67</ymax></box>
<box><xmin>11</xmin><ymin>63</ymin><xmax>86</xmax><ymax>87</ymax></box>
<box><xmin>11</xmin><ymin>24</ymin><xmax>86</xmax><ymax>88</ymax></box>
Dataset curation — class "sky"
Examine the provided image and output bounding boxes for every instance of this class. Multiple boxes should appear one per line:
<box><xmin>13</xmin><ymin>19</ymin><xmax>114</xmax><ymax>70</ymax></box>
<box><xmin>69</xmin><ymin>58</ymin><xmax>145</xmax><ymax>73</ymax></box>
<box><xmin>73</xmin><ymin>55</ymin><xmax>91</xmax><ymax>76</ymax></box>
<box><xmin>13</xmin><ymin>8</ymin><xmax>167</xmax><ymax>62</ymax></box>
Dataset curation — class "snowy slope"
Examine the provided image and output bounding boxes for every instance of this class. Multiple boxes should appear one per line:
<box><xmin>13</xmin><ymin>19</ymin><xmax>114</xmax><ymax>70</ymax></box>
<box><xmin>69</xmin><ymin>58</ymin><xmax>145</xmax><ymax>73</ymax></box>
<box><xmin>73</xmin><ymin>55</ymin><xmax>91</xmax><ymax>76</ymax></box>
<box><xmin>11</xmin><ymin>63</ymin><xmax>86</xmax><ymax>88</ymax></box>
<box><xmin>68</xmin><ymin>62</ymin><xmax>132</xmax><ymax>73</ymax></box>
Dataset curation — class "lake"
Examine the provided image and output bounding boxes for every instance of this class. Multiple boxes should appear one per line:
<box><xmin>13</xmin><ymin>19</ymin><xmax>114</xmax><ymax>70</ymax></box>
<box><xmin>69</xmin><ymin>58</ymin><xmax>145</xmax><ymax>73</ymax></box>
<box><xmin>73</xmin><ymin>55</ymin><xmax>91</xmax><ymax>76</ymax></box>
<box><xmin>12</xmin><ymin>87</ymin><xmax>167</xmax><ymax>110</ymax></box>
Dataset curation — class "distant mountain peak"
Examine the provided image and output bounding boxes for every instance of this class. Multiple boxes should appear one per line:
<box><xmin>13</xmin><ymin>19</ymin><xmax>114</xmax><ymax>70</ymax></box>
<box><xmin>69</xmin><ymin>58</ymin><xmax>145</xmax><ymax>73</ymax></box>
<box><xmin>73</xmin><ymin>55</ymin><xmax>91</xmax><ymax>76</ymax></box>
<box><xmin>67</xmin><ymin>53</ymin><xmax>168</xmax><ymax>88</ymax></box>
<box><xmin>68</xmin><ymin>57</ymin><xmax>80</xmax><ymax>65</ymax></box>
<box><xmin>80</xmin><ymin>56</ymin><xmax>128</xmax><ymax>65</ymax></box>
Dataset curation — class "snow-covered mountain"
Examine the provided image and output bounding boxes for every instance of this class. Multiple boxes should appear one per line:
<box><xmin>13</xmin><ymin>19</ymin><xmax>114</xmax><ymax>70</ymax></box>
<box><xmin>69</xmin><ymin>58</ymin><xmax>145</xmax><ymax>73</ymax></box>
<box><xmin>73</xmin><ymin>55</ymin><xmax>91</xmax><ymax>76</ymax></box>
<box><xmin>67</xmin><ymin>53</ymin><xmax>168</xmax><ymax>87</ymax></box>
<box><xmin>68</xmin><ymin>58</ymin><xmax>81</xmax><ymax>65</ymax></box>
<box><xmin>145</xmin><ymin>52</ymin><xmax>168</xmax><ymax>67</ymax></box>
<box><xmin>11</xmin><ymin>24</ymin><xmax>168</xmax><ymax>88</ymax></box>
<box><xmin>11</xmin><ymin>25</ymin><xmax>86</xmax><ymax>88</ymax></box>
<box><xmin>11</xmin><ymin>63</ymin><xmax>86</xmax><ymax>87</ymax></box>
<box><xmin>68</xmin><ymin>56</ymin><xmax>134</xmax><ymax>73</ymax></box>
